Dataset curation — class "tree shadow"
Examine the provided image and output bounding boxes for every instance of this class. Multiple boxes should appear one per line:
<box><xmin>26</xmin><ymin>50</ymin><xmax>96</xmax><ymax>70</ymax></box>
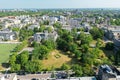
<box><xmin>2</xmin><ymin>63</ymin><xmax>9</xmax><ymax>68</ymax></box>
<box><xmin>100</xmin><ymin>47</ymin><xmax>115</xmax><ymax>62</ymax></box>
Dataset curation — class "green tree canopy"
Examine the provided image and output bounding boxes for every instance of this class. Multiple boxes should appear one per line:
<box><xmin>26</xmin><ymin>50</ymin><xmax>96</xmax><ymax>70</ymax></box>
<box><xmin>90</xmin><ymin>27</ymin><xmax>104</xmax><ymax>40</ymax></box>
<box><xmin>72</xmin><ymin>64</ymin><xmax>83</xmax><ymax>77</ymax></box>
<box><xmin>25</xmin><ymin>60</ymin><xmax>42</xmax><ymax>73</ymax></box>
<box><xmin>33</xmin><ymin>45</ymin><xmax>49</xmax><ymax>60</ymax></box>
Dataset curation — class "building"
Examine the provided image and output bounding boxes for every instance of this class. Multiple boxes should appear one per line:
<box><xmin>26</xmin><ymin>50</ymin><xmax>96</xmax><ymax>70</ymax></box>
<box><xmin>0</xmin><ymin>31</ymin><xmax>16</xmax><ymax>41</ymax></box>
<box><xmin>52</xmin><ymin>77</ymin><xmax>96</xmax><ymax>80</ymax></box>
<box><xmin>103</xmin><ymin>26</ymin><xmax>120</xmax><ymax>50</ymax></box>
<box><xmin>34</xmin><ymin>31</ymin><xmax>58</xmax><ymax>42</ymax></box>
<box><xmin>42</xmin><ymin>15</ymin><xmax>49</xmax><ymax>21</ymax></box>
<box><xmin>68</xmin><ymin>19</ymin><xmax>80</xmax><ymax>28</ymax></box>
<box><xmin>28</xmin><ymin>23</ymin><xmax>40</xmax><ymax>30</ymax></box>
<box><xmin>34</xmin><ymin>32</ymin><xmax>48</xmax><ymax>42</ymax></box>
<box><xmin>49</xmin><ymin>16</ymin><xmax>58</xmax><ymax>25</ymax></box>
<box><xmin>0</xmin><ymin>73</ymin><xmax>17</xmax><ymax>80</ymax></box>
<box><xmin>17</xmin><ymin>73</ymin><xmax>51</xmax><ymax>80</ymax></box>
<box><xmin>104</xmin><ymin>26</ymin><xmax>120</xmax><ymax>40</ymax></box>
<box><xmin>82</xmin><ymin>22</ymin><xmax>92</xmax><ymax>31</ymax></box>
<box><xmin>62</xmin><ymin>25</ymin><xmax>72</xmax><ymax>31</ymax></box>
<box><xmin>98</xmin><ymin>65</ymin><xmax>120</xmax><ymax>80</ymax></box>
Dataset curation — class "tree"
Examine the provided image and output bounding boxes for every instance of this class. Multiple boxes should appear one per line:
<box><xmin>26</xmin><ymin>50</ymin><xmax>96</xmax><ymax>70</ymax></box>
<box><xmin>61</xmin><ymin>64</ymin><xmax>70</xmax><ymax>70</ymax></box>
<box><xmin>43</xmin><ymin>20</ymin><xmax>49</xmax><ymax>25</ymax></box>
<box><xmin>65</xmin><ymin>35</ymin><xmax>73</xmax><ymax>43</ymax></box>
<box><xmin>74</xmin><ymin>50</ymin><xmax>82</xmax><ymax>59</ymax></box>
<box><xmin>9</xmin><ymin>53</ymin><xmax>17</xmax><ymax>66</ymax></box>
<box><xmin>13</xmin><ymin>40</ymin><xmax>28</xmax><ymax>52</ymax></box>
<box><xmin>90</xmin><ymin>27</ymin><xmax>104</xmax><ymax>40</ymax></box>
<box><xmin>39</xmin><ymin>25</ymin><xmax>46</xmax><ymax>32</ymax></box>
<box><xmin>71</xmin><ymin>28</ymin><xmax>78</xmax><ymax>39</ymax></box>
<box><xmin>72</xmin><ymin>65</ymin><xmax>83</xmax><ymax>77</ymax></box>
<box><xmin>33</xmin><ymin>27</ymin><xmax>39</xmax><ymax>33</ymax></box>
<box><xmin>56</xmin><ymin>38</ymin><xmax>69</xmax><ymax>52</ymax></box>
<box><xmin>12</xmin><ymin>27</ymin><xmax>20</xmax><ymax>32</ymax></box>
<box><xmin>19</xmin><ymin>27</ymin><xmax>34</xmax><ymax>41</ymax></box>
<box><xmin>60</xmin><ymin>30</ymin><xmax>73</xmax><ymax>43</ymax></box>
<box><xmin>53</xmin><ymin>22</ymin><xmax>62</xmax><ymax>29</ymax></box>
<box><xmin>115</xmin><ymin>50</ymin><xmax>120</xmax><ymax>65</ymax></box>
<box><xmin>96</xmin><ymin>38</ymin><xmax>103</xmax><ymax>48</ymax></box>
<box><xmin>111</xmin><ymin>19</ymin><xmax>120</xmax><ymax>26</ymax></box>
<box><xmin>77</xmin><ymin>32</ymin><xmax>93</xmax><ymax>45</ymax></box>
<box><xmin>69</xmin><ymin>43</ymin><xmax>78</xmax><ymax>53</ymax></box>
<box><xmin>0</xmin><ymin>25</ymin><xmax>2</xmax><ymax>29</ymax></box>
<box><xmin>33</xmin><ymin>45</ymin><xmax>49</xmax><ymax>60</ymax></box>
<box><xmin>19</xmin><ymin>51</ymin><xmax>29</xmax><ymax>70</ymax></box>
<box><xmin>82</xmin><ymin>64</ymin><xmax>94</xmax><ymax>76</ymax></box>
<box><xmin>46</xmin><ymin>27</ymin><xmax>53</xmax><ymax>33</ymax></box>
<box><xmin>11</xmin><ymin>64</ymin><xmax>21</xmax><ymax>72</ymax></box>
<box><xmin>42</xmin><ymin>39</ymin><xmax>56</xmax><ymax>50</ymax></box>
<box><xmin>81</xmin><ymin>44</ymin><xmax>89</xmax><ymax>53</ymax></box>
<box><xmin>81</xmin><ymin>52</ymin><xmax>94</xmax><ymax>66</ymax></box>
<box><xmin>105</xmin><ymin>42</ymin><xmax>114</xmax><ymax>50</ymax></box>
<box><xmin>25</xmin><ymin>60</ymin><xmax>42</xmax><ymax>73</ymax></box>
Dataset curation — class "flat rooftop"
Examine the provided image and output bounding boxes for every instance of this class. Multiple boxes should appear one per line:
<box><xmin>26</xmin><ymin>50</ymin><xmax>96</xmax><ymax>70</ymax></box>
<box><xmin>56</xmin><ymin>77</ymin><xmax>96</xmax><ymax>80</ymax></box>
<box><xmin>17</xmin><ymin>73</ymin><xmax>51</xmax><ymax>80</ymax></box>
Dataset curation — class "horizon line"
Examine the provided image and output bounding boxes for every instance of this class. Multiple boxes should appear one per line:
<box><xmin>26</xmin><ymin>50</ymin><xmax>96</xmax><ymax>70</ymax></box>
<box><xmin>1</xmin><ymin>7</ymin><xmax>120</xmax><ymax>10</ymax></box>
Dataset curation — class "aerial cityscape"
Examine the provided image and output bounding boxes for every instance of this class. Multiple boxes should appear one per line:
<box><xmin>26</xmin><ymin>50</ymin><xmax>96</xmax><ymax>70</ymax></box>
<box><xmin>0</xmin><ymin>0</ymin><xmax>120</xmax><ymax>80</ymax></box>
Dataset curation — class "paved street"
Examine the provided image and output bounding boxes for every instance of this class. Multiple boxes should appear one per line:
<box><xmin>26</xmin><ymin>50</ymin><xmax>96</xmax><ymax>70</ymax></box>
<box><xmin>0</xmin><ymin>41</ymin><xmax>21</xmax><ymax>44</ymax></box>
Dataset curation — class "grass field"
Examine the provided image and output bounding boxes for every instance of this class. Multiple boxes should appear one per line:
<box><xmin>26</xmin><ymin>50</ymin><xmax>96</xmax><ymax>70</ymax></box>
<box><xmin>0</xmin><ymin>44</ymin><xmax>17</xmax><ymax>64</ymax></box>
<box><xmin>41</xmin><ymin>50</ymin><xmax>74</xmax><ymax>70</ymax></box>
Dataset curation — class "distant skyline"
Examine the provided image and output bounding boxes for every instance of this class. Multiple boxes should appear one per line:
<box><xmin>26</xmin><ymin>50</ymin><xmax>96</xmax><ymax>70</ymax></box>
<box><xmin>0</xmin><ymin>0</ymin><xmax>120</xmax><ymax>9</ymax></box>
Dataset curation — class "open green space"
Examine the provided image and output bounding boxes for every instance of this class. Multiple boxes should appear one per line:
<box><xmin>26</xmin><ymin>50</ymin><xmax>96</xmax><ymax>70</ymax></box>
<box><xmin>41</xmin><ymin>50</ymin><xmax>75</xmax><ymax>70</ymax></box>
<box><xmin>0</xmin><ymin>44</ymin><xmax>17</xmax><ymax>64</ymax></box>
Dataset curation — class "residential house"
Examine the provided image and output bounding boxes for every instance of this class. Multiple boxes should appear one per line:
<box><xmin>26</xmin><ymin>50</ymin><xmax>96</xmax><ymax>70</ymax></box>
<box><xmin>0</xmin><ymin>73</ymin><xmax>17</xmax><ymax>80</ymax></box>
<box><xmin>104</xmin><ymin>26</ymin><xmax>120</xmax><ymax>40</ymax></box>
<box><xmin>42</xmin><ymin>15</ymin><xmax>49</xmax><ymax>21</ymax></box>
<box><xmin>0</xmin><ymin>30</ymin><xmax>16</xmax><ymax>41</ymax></box>
<box><xmin>104</xmin><ymin>30</ymin><xmax>114</xmax><ymax>40</ymax></box>
<box><xmin>67</xmin><ymin>19</ymin><xmax>80</xmax><ymax>28</ymax></box>
<box><xmin>62</xmin><ymin>25</ymin><xmax>72</xmax><ymax>31</ymax></box>
<box><xmin>48</xmin><ymin>31</ymin><xmax>58</xmax><ymax>41</ymax></box>
<box><xmin>34</xmin><ymin>32</ymin><xmax>48</xmax><ymax>42</ymax></box>
<box><xmin>49</xmin><ymin>16</ymin><xmax>58</xmax><ymax>25</ymax></box>
<box><xmin>84</xmin><ymin>17</ymin><xmax>94</xmax><ymax>23</ymax></box>
<box><xmin>28</xmin><ymin>23</ymin><xmax>40</xmax><ymax>30</ymax></box>
<box><xmin>82</xmin><ymin>22</ymin><xmax>92</xmax><ymax>32</ymax></box>
<box><xmin>58</xmin><ymin>16</ymin><xmax>67</xmax><ymax>25</ymax></box>
<box><xmin>97</xmin><ymin>65</ymin><xmax>120</xmax><ymax>80</ymax></box>
<box><xmin>34</xmin><ymin>31</ymin><xmax>58</xmax><ymax>42</ymax></box>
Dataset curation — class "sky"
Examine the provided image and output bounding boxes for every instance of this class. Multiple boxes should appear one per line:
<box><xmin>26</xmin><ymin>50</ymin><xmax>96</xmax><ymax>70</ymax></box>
<box><xmin>0</xmin><ymin>0</ymin><xmax>120</xmax><ymax>9</ymax></box>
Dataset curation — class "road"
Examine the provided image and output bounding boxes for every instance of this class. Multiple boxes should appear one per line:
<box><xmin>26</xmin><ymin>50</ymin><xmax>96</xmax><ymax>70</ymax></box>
<box><xmin>18</xmin><ymin>47</ymin><xmax>34</xmax><ymax>54</ymax></box>
<box><xmin>0</xmin><ymin>41</ymin><xmax>22</xmax><ymax>44</ymax></box>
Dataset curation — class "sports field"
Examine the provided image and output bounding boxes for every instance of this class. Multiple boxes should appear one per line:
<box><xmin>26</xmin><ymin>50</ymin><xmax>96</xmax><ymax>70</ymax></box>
<box><xmin>0</xmin><ymin>44</ymin><xmax>17</xmax><ymax>64</ymax></box>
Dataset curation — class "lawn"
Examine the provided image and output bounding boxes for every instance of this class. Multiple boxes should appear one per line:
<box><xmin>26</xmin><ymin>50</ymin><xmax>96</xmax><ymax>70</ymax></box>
<box><xmin>41</xmin><ymin>50</ymin><xmax>74</xmax><ymax>70</ymax></box>
<box><xmin>0</xmin><ymin>44</ymin><xmax>17</xmax><ymax>64</ymax></box>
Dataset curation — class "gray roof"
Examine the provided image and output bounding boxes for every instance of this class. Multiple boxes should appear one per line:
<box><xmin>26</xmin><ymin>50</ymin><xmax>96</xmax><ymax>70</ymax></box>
<box><xmin>56</xmin><ymin>77</ymin><xmax>96</xmax><ymax>80</ymax></box>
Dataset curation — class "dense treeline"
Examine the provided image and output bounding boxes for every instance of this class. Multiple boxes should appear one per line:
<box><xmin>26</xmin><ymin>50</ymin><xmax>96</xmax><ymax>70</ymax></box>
<box><xmin>9</xmin><ymin>24</ymin><xmax>111</xmax><ymax>76</ymax></box>
<box><xmin>56</xmin><ymin>28</ymin><xmax>110</xmax><ymax>76</ymax></box>
<box><xmin>9</xmin><ymin>39</ymin><xmax>56</xmax><ymax>73</ymax></box>
<box><xmin>90</xmin><ymin>27</ymin><xmax>104</xmax><ymax>40</ymax></box>
<box><xmin>110</xmin><ymin>19</ymin><xmax>120</xmax><ymax>26</ymax></box>
<box><xmin>0</xmin><ymin>11</ymin><xmax>50</xmax><ymax>17</ymax></box>
<box><xmin>9</xmin><ymin>51</ymin><xmax>42</xmax><ymax>73</ymax></box>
